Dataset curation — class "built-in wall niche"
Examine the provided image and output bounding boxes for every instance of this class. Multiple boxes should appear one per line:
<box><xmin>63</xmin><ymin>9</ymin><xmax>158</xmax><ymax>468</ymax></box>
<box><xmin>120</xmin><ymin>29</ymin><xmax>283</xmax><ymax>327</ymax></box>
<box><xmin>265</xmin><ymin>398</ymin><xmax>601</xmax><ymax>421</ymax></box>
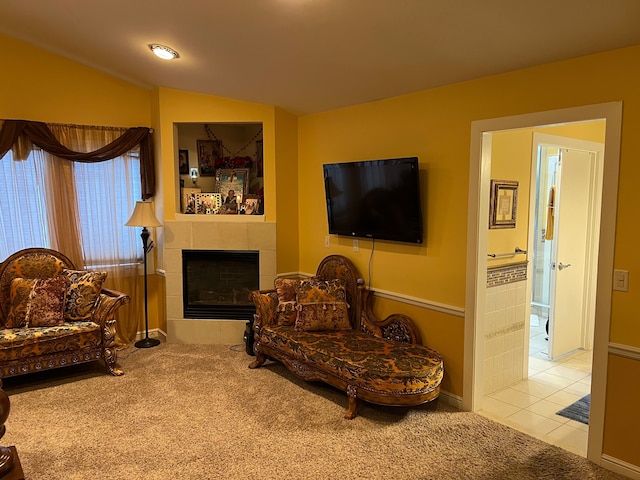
<box><xmin>176</xmin><ymin>122</ymin><xmax>264</xmax><ymax>215</ymax></box>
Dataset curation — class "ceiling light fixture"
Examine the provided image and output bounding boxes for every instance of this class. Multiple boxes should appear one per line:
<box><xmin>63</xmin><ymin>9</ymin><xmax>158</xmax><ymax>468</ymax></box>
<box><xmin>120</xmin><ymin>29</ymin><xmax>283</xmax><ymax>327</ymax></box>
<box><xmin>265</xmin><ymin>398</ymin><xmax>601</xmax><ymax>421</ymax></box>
<box><xmin>148</xmin><ymin>43</ymin><xmax>179</xmax><ymax>60</ymax></box>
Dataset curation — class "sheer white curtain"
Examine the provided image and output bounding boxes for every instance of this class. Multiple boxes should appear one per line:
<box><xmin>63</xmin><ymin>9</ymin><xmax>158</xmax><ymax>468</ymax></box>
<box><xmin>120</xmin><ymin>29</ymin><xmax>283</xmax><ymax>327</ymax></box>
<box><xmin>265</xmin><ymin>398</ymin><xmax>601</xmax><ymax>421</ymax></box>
<box><xmin>48</xmin><ymin>124</ymin><xmax>142</xmax><ymax>345</ymax></box>
<box><xmin>0</xmin><ymin>149</ymin><xmax>50</xmax><ymax>258</ymax></box>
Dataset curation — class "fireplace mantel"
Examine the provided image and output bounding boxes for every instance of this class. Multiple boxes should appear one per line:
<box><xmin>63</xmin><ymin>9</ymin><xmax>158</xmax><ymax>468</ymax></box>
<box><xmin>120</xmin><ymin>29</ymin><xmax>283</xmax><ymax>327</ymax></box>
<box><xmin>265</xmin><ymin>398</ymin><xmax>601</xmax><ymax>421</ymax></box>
<box><xmin>175</xmin><ymin>213</ymin><xmax>265</xmax><ymax>223</ymax></box>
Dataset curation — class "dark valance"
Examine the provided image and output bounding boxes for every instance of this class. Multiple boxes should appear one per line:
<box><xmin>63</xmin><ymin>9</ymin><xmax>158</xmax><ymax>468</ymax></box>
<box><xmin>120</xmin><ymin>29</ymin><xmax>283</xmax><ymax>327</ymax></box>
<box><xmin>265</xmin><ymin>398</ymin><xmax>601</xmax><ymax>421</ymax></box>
<box><xmin>0</xmin><ymin>119</ymin><xmax>155</xmax><ymax>200</ymax></box>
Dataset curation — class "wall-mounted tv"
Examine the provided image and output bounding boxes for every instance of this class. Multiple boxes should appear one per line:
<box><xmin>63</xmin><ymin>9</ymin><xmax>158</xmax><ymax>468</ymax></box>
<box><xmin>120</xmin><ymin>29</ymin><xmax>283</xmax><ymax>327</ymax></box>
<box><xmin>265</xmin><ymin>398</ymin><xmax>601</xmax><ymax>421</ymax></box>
<box><xmin>323</xmin><ymin>157</ymin><xmax>423</xmax><ymax>244</ymax></box>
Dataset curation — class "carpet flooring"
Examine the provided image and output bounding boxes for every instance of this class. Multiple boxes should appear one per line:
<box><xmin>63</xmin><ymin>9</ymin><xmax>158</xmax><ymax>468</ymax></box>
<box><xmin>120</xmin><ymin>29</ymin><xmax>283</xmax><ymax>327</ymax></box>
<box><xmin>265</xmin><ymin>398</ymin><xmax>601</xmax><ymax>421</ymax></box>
<box><xmin>0</xmin><ymin>344</ymin><xmax>626</xmax><ymax>480</ymax></box>
<box><xmin>557</xmin><ymin>394</ymin><xmax>591</xmax><ymax>425</ymax></box>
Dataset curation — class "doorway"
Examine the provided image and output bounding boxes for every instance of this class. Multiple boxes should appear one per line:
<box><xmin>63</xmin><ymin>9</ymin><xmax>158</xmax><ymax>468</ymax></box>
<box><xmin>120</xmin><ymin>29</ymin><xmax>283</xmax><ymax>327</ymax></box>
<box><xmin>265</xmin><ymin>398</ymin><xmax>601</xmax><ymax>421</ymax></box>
<box><xmin>464</xmin><ymin>102</ymin><xmax>622</xmax><ymax>463</ymax></box>
<box><xmin>489</xmin><ymin>131</ymin><xmax>605</xmax><ymax>455</ymax></box>
<box><xmin>528</xmin><ymin>133</ymin><xmax>604</xmax><ymax>363</ymax></box>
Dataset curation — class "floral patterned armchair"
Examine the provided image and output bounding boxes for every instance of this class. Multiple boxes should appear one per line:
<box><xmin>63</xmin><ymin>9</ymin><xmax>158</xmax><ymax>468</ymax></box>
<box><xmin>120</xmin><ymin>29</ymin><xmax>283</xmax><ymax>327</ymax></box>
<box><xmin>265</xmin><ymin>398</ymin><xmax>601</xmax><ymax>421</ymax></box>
<box><xmin>0</xmin><ymin>248</ymin><xmax>129</xmax><ymax>378</ymax></box>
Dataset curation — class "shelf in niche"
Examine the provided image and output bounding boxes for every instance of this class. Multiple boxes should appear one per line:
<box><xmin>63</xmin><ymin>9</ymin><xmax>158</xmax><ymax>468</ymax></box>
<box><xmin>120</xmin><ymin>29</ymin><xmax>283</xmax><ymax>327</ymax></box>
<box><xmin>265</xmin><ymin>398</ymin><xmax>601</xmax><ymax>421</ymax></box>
<box><xmin>175</xmin><ymin>213</ymin><xmax>265</xmax><ymax>223</ymax></box>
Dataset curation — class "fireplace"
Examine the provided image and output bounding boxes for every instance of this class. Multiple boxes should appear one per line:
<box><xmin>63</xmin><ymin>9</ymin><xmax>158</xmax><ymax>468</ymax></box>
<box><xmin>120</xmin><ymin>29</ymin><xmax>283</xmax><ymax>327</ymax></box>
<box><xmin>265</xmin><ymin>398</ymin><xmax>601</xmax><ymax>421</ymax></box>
<box><xmin>182</xmin><ymin>250</ymin><xmax>259</xmax><ymax>321</ymax></box>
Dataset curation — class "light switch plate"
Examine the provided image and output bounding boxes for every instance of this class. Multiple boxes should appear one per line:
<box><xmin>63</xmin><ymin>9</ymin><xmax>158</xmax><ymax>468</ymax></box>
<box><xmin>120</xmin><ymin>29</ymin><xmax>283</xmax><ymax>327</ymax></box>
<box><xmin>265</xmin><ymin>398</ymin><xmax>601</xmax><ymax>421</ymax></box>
<box><xmin>324</xmin><ymin>236</ymin><xmax>330</xmax><ymax>248</ymax></box>
<box><xmin>353</xmin><ymin>239</ymin><xmax>359</xmax><ymax>252</ymax></box>
<box><xmin>613</xmin><ymin>269</ymin><xmax>629</xmax><ymax>292</ymax></box>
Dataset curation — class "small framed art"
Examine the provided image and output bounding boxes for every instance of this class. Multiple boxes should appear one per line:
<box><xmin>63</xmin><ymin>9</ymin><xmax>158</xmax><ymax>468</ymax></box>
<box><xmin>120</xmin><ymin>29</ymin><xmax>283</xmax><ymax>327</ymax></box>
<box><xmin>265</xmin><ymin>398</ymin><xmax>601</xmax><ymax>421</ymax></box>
<box><xmin>178</xmin><ymin>149</ymin><xmax>189</xmax><ymax>175</ymax></box>
<box><xmin>489</xmin><ymin>179</ymin><xmax>518</xmax><ymax>229</ymax></box>
<box><xmin>197</xmin><ymin>140</ymin><xmax>223</xmax><ymax>176</ymax></box>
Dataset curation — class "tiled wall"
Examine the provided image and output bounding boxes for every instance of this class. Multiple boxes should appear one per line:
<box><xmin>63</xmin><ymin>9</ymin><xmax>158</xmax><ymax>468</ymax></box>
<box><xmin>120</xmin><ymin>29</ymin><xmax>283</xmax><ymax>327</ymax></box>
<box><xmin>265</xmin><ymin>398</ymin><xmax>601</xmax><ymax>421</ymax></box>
<box><xmin>484</xmin><ymin>262</ymin><xmax>528</xmax><ymax>395</ymax></box>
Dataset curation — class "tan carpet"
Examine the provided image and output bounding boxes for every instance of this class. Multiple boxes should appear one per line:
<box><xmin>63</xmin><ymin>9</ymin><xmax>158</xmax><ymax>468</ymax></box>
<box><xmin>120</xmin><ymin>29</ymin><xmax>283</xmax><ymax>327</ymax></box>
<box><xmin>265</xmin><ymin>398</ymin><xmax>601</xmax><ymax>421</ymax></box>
<box><xmin>1</xmin><ymin>343</ymin><xmax>626</xmax><ymax>480</ymax></box>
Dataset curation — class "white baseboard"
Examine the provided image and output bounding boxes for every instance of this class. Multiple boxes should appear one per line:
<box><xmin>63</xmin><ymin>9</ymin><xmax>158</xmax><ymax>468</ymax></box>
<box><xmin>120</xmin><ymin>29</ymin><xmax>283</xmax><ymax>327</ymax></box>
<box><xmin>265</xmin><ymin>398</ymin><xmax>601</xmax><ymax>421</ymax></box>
<box><xmin>440</xmin><ymin>390</ymin><xmax>463</xmax><ymax>410</ymax></box>
<box><xmin>601</xmin><ymin>454</ymin><xmax>640</xmax><ymax>479</ymax></box>
<box><xmin>609</xmin><ymin>342</ymin><xmax>640</xmax><ymax>360</ymax></box>
<box><xmin>135</xmin><ymin>328</ymin><xmax>167</xmax><ymax>342</ymax></box>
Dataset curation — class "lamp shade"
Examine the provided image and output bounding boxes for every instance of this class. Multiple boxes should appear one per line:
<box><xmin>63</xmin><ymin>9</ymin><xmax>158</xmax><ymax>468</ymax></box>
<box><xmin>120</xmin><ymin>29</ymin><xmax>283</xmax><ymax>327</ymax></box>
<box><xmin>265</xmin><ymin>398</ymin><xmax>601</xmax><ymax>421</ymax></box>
<box><xmin>125</xmin><ymin>201</ymin><xmax>162</xmax><ymax>228</ymax></box>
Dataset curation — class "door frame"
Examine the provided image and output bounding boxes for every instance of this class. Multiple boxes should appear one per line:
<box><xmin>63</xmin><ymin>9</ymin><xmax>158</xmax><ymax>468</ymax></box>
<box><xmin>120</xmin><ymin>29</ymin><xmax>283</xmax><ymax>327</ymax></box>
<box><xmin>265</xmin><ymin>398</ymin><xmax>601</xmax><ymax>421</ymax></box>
<box><xmin>529</xmin><ymin>134</ymin><xmax>604</xmax><ymax>361</ymax></box>
<box><xmin>464</xmin><ymin>102</ymin><xmax>622</xmax><ymax>463</ymax></box>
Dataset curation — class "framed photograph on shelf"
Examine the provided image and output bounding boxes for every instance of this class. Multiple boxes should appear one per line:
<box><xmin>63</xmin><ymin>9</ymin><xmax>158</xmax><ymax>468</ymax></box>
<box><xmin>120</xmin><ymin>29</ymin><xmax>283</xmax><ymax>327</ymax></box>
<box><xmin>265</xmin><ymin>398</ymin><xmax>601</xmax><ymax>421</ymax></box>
<box><xmin>181</xmin><ymin>187</ymin><xmax>201</xmax><ymax>214</ymax></box>
<box><xmin>178</xmin><ymin>149</ymin><xmax>189</xmax><ymax>175</ymax></box>
<box><xmin>194</xmin><ymin>193</ymin><xmax>222</xmax><ymax>214</ymax></box>
<box><xmin>216</xmin><ymin>168</ymin><xmax>249</xmax><ymax>209</ymax></box>
<box><xmin>242</xmin><ymin>194</ymin><xmax>262</xmax><ymax>215</ymax></box>
<box><xmin>489</xmin><ymin>179</ymin><xmax>518</xmax><ymax>229</ymax></box>
<box><xmin>197</xmin><ymin>140</ymin><xmax>222</xmax><ymax>176</ymax></box>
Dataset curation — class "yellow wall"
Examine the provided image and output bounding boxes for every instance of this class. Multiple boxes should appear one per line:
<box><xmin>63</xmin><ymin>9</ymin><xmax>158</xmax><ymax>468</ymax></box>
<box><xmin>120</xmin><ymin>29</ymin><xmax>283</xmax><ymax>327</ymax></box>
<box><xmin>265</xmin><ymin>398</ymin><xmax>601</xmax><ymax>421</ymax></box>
<box><xmin>488</xmin><ymin>121</ymin><xmax>606</xmax><ymax>266</ymax></box>
<box><xmin>274</xmin><ymin>108</ymin><xmax>300</xmax><ymax>273</ymax></box>
<box><xmin>604</xmin><ymin>354</ymin><xmax>640</xmax><ymax>464</ymax></box>
<box><xmin>487</xmin><ymin>129</ymin><xmax>535</xmax><ymax>263</ymax></box>
<box><xmin>0</xmin><ymin>34</ymin><xmax>150</xmax><ymax>126</ymax></box>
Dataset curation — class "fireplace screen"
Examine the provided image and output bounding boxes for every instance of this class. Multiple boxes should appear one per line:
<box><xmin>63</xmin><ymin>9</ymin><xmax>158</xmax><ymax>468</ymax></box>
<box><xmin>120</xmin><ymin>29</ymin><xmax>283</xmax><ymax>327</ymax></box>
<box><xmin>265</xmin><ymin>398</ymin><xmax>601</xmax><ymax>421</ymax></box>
<box><xmin>182</xmin><ymin>250</ymin><xmax>259</xmax><ymax>320</ymax></box>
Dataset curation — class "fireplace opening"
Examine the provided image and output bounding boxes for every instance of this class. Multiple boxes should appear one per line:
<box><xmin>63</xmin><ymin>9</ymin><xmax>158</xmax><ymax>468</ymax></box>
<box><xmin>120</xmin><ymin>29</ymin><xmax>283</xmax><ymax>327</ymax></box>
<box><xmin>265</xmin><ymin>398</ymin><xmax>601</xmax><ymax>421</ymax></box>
<box><xmin>182</xmin><ymin>250</ymin><xmax>259</xmax><ymax>321</ymax></box>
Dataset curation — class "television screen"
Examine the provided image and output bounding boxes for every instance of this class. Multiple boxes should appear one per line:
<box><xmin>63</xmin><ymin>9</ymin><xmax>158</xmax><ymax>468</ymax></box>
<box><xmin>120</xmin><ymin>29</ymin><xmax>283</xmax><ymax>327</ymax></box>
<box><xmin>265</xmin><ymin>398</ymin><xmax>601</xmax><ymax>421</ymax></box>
<box><xmin>323</xmin><ymin>157</ymin><xmax>423</xmax><ymax>244</ymax></box>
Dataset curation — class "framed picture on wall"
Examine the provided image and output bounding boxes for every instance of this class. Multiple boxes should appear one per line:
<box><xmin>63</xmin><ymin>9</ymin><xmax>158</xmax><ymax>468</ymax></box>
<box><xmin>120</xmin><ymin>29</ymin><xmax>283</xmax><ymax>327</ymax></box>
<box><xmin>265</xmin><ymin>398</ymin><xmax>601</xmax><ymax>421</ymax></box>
<box><xmin>178</xmin><ymin>149</ymin><xmax>189</xmax><ymax>174</ymax></box>
<box><xmin>197</xmin><ymin>140</ymin><xmax>223</xmax><ymax>176</ymax></box>
<box><xmin>489</xmin><ymin>179</ymin><xmax>518</xmax><ymax>229</ymax></box>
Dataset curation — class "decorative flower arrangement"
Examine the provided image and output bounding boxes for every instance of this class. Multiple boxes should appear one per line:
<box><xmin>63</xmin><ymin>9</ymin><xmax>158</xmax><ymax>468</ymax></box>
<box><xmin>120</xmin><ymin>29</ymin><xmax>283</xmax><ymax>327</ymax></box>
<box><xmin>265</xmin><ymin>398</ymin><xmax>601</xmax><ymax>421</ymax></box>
<box><xmin>214</xmin><ymin>156</ymin><xmax>253</xmax><ymax>170</ymax></box>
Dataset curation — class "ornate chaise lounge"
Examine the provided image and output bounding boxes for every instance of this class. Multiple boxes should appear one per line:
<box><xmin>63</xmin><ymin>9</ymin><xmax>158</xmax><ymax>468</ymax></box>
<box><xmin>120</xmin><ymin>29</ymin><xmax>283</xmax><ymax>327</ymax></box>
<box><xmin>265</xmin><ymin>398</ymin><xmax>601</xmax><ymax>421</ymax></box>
<box><xmin>249</xmin><ymin>255</ymin><xmax>444</xmax><ymax>419</ymax></box>
<box><xmin>0</xmin><ymin>248</ymin><xmax>129</xmax><ymax>378</ymax></box>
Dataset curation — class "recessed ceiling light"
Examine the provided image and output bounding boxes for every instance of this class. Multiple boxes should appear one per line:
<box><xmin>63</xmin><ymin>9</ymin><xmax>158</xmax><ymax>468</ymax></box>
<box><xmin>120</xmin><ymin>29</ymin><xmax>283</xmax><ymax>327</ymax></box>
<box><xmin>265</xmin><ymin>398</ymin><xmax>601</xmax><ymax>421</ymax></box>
<box><xmin>148</xmin><ymin>44</ymin><xmax>179</xmax><ymax>60</ymax></box>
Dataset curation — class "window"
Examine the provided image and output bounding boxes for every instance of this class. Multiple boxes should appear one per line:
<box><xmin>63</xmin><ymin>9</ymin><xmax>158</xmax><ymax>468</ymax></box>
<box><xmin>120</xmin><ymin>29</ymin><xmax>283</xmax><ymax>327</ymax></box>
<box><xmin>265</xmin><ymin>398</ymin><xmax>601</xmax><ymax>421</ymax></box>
<box><xmin>0</xmin><ymin>149</ymin><xmax>141</xmax><ymax>266</ymax></box>
<box><xmin>74</xmin><ymin>152</ymin><xmax>141</xmax><ymax>267</ymax></box>
<box><xmin>0</xmin><ymin>150</ymin><xmax>50</xmax><ymax>259</ymax></box>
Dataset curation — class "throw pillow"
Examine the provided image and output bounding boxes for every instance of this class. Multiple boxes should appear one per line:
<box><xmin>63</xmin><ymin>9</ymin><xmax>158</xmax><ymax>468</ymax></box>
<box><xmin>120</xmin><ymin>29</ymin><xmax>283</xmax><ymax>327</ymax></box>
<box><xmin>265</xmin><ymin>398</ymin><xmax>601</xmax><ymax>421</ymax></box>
<box><xmin>274</xmin><ymin>278</ymin><xmax>300</xmax><ymax>326</ymax></box>
<box><xmin>294</xmin><ymin>278</ymin><xmax>351</xmax><ymax>332</ymax></box>
<box><xmin>62</xmin><ymin>269</ymin><xmax>107</xmax><ymax>321</ymax></box>
<box><xmin>26</xmin><ymin>276</ymin><xmax>70</xmax><ymax>327</ymax></box>
<box><xmin>6</xmin><ymin>278</ymin><xmax>37</xmax><ymax>328</ymax></box>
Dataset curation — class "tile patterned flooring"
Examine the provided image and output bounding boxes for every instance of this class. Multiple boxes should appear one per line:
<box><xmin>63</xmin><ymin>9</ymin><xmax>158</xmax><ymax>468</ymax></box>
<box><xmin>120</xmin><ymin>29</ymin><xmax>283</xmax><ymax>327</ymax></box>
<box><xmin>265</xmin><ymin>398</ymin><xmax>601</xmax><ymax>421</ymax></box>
<box><xmin>479</xmin><ymin>317</ymin><xmax>592</xmax><ymax>457</ymax></box>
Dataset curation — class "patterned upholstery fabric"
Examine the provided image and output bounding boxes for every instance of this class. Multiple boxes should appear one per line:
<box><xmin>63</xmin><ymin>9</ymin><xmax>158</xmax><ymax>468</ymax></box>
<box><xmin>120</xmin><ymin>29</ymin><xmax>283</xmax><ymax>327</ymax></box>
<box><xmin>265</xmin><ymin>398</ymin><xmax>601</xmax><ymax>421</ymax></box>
<box><xmin>250</xmin><ymin>291</ymin><xmax>279</xmax><ymax>327</ymax></box>
<box><xmin>274</xmin><ymin>278</ymin><xmax>299</xmax><ymax>326</ymax></box>
<box><xmin>26</xmin><ymin>276</ymin><xmax>70</xmax><ymax>327</ymax></box>
<box><xmin>294</xmin><ymin>278</ymin><xmax>351</xmax><ymax>332</ymax></box>
<box><xmin>6</xmin><ymin>278</ymin><xmax>37</xmax><ymax>328</ymax></box>
<box><xmin>0</xmin><ymin>322</ymin><xmax>101</xmax><ymax>362</ymax></box>
<box><xmin>261</xmin><ymin>325</ymin><xmax>444</xmax><ymax>396</ymax></box>
<box><xmin>316</xmin><ymin>256</ymin><xmax>360</xmax><ymax>329</ymax></box>
<box><xmin>0</xmin><ymin>248</ymin><xmax>130</xmax><ymax>379</ymax></box>
<box><xmin>62</xmin><ymin>269</ymin><xmax>107</xmax><ymax>321</ymax></box>
<box><xmin>0</xmin><ymin>252</ymin><xmax>69</xmax><ymax>326</ymax></box>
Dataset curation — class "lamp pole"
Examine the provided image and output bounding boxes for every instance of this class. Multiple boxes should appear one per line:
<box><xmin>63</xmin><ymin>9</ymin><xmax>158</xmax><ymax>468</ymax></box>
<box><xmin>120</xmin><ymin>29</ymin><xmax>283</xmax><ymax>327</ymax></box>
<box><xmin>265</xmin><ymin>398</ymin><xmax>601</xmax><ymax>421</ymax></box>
<box><xmin>126</xmin><ymin>200</ymin><xmax>162</xmax><ymax>349</ymax></box>
<box><xmin>135</xmin><ymin>226</ymin><xmax>160</xmax><ymax>348</ymax></box>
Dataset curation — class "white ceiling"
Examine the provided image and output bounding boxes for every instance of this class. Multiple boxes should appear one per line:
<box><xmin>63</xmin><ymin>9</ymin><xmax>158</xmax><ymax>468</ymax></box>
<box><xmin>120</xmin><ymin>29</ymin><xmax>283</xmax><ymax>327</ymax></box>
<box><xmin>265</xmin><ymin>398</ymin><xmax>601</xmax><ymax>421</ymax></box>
<box><xmin>2</xmin><ymin>1</ymin><xmax>640</xmax><ymax>115</ymax></box>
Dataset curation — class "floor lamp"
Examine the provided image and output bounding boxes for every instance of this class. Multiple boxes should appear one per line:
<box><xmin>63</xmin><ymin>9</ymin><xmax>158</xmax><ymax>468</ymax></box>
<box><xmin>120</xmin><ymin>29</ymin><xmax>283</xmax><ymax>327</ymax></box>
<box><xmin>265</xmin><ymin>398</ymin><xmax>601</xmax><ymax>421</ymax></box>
<box><xmin>126</xmin><ymin>200</ymin><xmax>162</xmax><ymax>348</ymax></box>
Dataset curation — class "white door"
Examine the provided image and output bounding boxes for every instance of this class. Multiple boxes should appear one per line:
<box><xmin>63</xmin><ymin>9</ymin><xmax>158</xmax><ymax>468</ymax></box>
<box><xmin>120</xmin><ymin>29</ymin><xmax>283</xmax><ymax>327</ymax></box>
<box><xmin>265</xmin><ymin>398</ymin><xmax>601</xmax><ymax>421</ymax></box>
<box><xmin>548</xmin><ymin>148</ymin><xmax>594</xmax><ymax>359</ymax></box>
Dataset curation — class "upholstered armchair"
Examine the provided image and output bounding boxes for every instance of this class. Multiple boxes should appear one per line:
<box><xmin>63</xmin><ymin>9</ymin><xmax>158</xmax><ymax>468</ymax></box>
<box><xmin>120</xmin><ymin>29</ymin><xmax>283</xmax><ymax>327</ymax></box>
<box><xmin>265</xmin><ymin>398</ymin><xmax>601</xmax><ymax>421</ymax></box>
<box><xmin>0</xmin><ymin>248</ymin><xmax>129</xmax><ymax>378</ymax></box>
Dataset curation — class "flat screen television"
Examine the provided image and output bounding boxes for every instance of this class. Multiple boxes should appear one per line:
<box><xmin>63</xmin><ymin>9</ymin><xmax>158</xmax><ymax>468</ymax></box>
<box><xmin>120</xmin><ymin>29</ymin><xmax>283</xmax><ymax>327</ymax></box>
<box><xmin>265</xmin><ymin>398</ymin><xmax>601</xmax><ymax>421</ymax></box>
<box><xmin>323</xmin><ymin>157</ymin><xmax>423</xmax><ymax>244</ymax></box>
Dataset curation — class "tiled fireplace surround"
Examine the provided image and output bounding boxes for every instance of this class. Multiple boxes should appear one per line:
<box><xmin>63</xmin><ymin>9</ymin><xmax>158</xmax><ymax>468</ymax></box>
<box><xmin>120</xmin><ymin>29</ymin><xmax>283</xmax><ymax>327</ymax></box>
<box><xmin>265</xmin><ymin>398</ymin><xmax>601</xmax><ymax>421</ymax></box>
<box><xmin>163</xmin><ymin>217</ymin><xmax>277</xmax><ymax>344</ymax></box>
